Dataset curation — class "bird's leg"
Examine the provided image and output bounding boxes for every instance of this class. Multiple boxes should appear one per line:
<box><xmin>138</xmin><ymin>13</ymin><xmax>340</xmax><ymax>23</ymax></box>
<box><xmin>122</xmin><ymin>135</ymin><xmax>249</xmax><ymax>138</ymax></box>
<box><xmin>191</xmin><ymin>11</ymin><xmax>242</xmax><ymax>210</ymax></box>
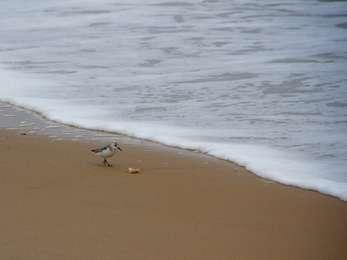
<box><xmin>104</xmin><ymin>159</ymin><xmax>112</xmax><ymax>167</ymax></box>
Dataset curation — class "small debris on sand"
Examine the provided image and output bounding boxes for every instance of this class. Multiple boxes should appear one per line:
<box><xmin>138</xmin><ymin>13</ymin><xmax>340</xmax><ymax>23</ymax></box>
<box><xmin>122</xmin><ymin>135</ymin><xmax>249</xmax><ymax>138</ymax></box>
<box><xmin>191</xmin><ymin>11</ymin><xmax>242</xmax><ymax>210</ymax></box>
<box><xmin>128</xmin><ymin>168</ymin><xmax>141</xmax><ymax>174</ymax></box>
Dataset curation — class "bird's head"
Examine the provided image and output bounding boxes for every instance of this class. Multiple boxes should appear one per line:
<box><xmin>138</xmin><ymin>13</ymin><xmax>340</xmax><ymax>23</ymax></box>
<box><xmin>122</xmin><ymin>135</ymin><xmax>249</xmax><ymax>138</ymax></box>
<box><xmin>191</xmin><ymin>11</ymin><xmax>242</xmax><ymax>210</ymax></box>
<box><xmin>112</xmin><ymin>141</ymin><xmax>122</xmax><ymax>151</ymax></box>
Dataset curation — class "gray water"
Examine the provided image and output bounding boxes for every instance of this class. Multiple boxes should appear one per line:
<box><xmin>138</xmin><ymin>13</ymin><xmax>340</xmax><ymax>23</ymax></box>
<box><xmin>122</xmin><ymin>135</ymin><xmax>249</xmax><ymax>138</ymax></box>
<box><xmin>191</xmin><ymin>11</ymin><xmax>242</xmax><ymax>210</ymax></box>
<box><xmin>0</xmin><ymin>0</ymin><xmax>347</xmax><ymax>199</ymax></box>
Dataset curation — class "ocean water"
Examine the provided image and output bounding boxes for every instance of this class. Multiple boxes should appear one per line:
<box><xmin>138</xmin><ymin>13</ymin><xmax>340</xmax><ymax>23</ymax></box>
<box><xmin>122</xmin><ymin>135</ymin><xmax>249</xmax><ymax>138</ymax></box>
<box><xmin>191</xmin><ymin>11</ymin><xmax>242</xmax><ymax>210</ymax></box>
<box><xmin>1</xmin><ymin>0</ymin><xmax>347</xmax><ymax>200</ymax></box>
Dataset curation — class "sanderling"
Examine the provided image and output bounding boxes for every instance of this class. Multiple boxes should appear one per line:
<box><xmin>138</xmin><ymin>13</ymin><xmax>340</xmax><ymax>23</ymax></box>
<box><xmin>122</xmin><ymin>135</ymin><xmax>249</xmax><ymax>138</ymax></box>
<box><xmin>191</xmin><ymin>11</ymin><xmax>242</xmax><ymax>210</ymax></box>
<box><xmin>91</xmin><ymin>141</ymin><xmax>122</xmax><ymax>167</ymax></box>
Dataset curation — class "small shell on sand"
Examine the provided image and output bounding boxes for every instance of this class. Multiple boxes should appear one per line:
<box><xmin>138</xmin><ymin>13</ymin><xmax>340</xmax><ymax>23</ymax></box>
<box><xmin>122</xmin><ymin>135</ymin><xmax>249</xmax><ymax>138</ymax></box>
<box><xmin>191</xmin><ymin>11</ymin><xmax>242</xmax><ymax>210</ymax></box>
<box><xmin>128</xmin><ymin>168</ymin><xmax>141</xmax><ymax>174</ymax></box>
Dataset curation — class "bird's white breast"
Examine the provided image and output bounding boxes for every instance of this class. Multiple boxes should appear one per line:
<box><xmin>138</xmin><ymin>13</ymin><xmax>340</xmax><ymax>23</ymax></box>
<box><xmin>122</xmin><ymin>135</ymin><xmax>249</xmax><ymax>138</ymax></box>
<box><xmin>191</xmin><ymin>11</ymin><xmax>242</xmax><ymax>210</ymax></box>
<box><xmin>97</xmin><ymin>147</ymin><xmax>115</xmax><ymax>158</ymax></box>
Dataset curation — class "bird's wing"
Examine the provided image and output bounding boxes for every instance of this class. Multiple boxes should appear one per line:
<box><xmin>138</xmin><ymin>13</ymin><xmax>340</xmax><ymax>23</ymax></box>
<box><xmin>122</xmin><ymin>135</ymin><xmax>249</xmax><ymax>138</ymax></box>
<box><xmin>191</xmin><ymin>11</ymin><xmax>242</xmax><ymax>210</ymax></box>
<box><xmin>91</xmin><ymin>145</ymin><xmax>109</xmax><ymax>153</ymax></box>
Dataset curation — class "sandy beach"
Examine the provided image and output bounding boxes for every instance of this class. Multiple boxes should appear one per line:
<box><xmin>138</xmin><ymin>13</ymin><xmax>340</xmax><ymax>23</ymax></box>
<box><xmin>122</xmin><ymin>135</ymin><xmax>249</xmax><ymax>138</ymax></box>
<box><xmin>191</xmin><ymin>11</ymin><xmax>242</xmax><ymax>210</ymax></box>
<box><xmin>0</xmin><ymin>129</ymin><xmax>346</xmax><ymax>260</ymax></box>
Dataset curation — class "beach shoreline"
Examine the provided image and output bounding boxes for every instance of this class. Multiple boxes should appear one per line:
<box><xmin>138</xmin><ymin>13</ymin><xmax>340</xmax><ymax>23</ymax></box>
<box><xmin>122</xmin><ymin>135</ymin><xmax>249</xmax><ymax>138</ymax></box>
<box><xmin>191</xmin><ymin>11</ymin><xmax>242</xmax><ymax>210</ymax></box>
<box><xmin>1</xmin><ymin>124</ymin><xmax>347</xmax><ymax>259</ymax></box>
<box><xmin>2</xmin><ymin>100</ymin><xmax>347</xmax><ymax>202</ymax></box>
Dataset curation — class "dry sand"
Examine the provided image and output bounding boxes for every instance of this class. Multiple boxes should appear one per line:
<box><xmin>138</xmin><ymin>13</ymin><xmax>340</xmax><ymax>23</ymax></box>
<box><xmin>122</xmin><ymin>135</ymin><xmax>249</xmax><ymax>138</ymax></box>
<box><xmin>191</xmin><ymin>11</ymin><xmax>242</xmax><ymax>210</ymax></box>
<box><xmin>0</xmin><ymin>129</ymin><xmax>346</xmax><ymax>260</ymax></box>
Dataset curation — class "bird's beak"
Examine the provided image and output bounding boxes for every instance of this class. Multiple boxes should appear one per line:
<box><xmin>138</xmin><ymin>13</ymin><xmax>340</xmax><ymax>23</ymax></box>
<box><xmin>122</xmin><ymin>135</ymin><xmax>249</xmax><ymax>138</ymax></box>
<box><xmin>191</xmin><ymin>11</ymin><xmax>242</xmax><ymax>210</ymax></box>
<box><xmin>118</xmin><ymin>146</ymin><xmax>122</xmax><ymax>151</ymax></box>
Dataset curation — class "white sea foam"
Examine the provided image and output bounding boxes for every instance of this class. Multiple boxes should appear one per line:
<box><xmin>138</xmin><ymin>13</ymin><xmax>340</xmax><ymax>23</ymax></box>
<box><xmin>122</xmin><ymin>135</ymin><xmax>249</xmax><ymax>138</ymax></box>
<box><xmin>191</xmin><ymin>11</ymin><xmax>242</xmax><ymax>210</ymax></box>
<box><xmin>1</xmin><ymin>0</ymin><xmax>347</xmax><ymax>200</ymax></box>
<box><xmin>1</xmin><ymin>67</ymin><xmax>346</xmax><ymax>200</ymax></box>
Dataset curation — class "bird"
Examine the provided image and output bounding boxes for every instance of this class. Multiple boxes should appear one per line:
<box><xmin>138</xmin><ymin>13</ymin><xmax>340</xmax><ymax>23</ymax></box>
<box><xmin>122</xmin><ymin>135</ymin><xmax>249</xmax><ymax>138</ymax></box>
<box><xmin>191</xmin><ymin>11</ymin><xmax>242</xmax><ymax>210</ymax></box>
<box><xmin>91</xmin><ymin>141</ymin><xmax>122</xmax><ymax>167</ymax></box>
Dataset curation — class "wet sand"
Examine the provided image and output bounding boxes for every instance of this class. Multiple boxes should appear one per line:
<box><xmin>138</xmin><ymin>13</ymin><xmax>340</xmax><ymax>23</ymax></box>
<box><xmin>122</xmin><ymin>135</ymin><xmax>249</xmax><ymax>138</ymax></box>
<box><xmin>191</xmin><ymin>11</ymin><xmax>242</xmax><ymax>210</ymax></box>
<box><xmin>0</xmin><ymin>128</ymin><xmax>347</xmax><ymax>260</ymax></box>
